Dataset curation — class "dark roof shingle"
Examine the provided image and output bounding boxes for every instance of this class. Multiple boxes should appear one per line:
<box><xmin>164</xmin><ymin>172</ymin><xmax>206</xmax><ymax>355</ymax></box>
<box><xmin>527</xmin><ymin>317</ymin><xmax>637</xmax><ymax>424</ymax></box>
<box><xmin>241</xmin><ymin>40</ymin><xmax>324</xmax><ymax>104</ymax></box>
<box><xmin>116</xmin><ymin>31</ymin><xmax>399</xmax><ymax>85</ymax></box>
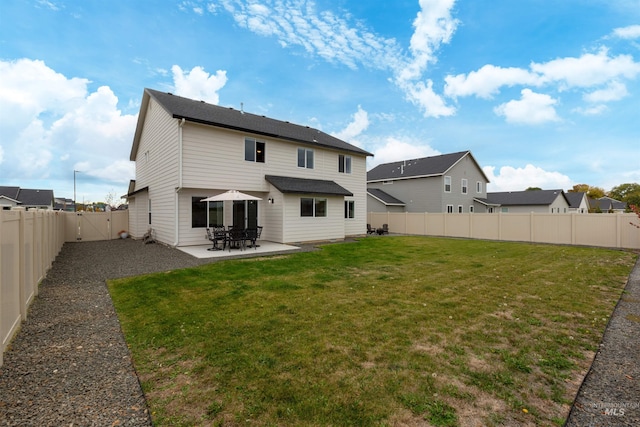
<box><xmin>485</xmin><ymin>189</ymin><xmax>568</xmax><ymax>206</ymax></box>
<box><xmin>367</xmin><ymin>188</ymin><xmax>405</xmax><ymax>205</ymax></box>
<box><xmin>145</xmin><ymin>89</ymin><xmax>372</xmax><ymax>157</ymax></box>
<box><xmin>367</xmin><ymin>151</ymin><xmax>477</xmax><ymax>182</ymax></box>
<box><xmin>265</xmin><ymin>175</ymin><xmax>353</xmax><ymax>196</ymax></box>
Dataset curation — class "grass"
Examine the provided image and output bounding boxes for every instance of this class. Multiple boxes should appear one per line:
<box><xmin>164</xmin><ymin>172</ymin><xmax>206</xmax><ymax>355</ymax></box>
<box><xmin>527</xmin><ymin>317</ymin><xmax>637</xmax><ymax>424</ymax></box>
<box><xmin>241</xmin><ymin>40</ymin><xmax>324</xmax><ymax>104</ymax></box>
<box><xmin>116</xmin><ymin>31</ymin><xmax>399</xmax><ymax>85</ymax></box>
<box><xmin>108</xmin><ymin>236</ymin><xmax>637</xmax><ymax>426</ymax></box>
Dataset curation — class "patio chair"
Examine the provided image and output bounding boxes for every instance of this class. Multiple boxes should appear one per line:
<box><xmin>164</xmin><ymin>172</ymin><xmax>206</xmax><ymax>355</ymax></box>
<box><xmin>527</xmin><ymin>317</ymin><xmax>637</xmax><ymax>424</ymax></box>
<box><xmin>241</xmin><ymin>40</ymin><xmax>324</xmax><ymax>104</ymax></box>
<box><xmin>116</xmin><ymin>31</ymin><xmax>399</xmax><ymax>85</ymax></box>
<box><xmin>227</xmin><ymin>227</ymin><xmax>246</xmax><ymax>251</ymax></box>
<box><xmin>245</xmin><ymin>228</ymin><xmax>258</xmax><ymax>249</ymax></box>
<box><xmin>381</xmin><ymin>224</ymin><xmax>389</xmax><ymax>234</ymax></box>
<box><xmin>207</xmin><ymin>226</ymin><xmax>226</xmax><ymax>251</ymax></box>
<box><xmin>367</xmin><ymin>224</ymin><xmax>376</xmax><ymax>234</ymax></box>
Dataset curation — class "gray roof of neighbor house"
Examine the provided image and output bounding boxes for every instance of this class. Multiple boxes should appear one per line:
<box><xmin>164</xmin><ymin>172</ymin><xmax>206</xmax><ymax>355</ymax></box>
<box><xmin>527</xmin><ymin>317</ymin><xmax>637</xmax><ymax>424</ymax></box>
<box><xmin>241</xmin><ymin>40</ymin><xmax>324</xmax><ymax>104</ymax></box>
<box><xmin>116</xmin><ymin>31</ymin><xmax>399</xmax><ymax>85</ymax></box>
<box><xmin>0</xmin><ymin>186</ymin><xmax>20</xmax><ymax>201</ymax></box>
<box><xmin>367</xmin><ymin>188</ymin><xmax>406</xmax><ymax>206</ymax></box>
<box><xmin>131</xmin><ymin>88</ymin><xmax>373</xmax><ymax>160</ymax></box>
<box><xmin>589</xmin><ymin>197</ymin><xmax>627</xmax><ymax>211</ymax></box>
<box><xmin>265</xmin><ymin>175</ymin><xmax>353</xmax><ymax>196</ymax></box>
<box><xmin>367</xmin><ymin>151</ymin><xmax>489</xmax><ymax>182</ymax></box>
<box><xmin>565</xmin><ymin>192</ymin><xmax>587</xmax><ymax>209</ymax></box>
<box><xmin>17</xmin><ymin>189</ymin><xmax>54</xmax><ymax>206</ymax></box>
<box><xmin>485</xmin><ymin>189</ymin><xmax>569</xmax><ymax>206</ymax></box>
<box><xmin>0</xmin><ymin>187</ymin><xmax>54</xmax><ymax>206</ymax></box>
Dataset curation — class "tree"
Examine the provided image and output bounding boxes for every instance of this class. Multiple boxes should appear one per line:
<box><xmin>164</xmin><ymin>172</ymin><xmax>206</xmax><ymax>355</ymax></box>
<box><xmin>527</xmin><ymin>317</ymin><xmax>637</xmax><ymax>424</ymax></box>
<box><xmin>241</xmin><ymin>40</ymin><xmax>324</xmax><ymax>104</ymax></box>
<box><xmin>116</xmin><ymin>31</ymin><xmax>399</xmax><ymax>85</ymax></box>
<box><xmin>525</xmin><ymin>187</ymin><xmax>542</xmax><ymax>191</ymax></box>
<box><xmin>608</xmin><ymin>183</ymin><xmax>640</xmax><ymax>207</ymax></box>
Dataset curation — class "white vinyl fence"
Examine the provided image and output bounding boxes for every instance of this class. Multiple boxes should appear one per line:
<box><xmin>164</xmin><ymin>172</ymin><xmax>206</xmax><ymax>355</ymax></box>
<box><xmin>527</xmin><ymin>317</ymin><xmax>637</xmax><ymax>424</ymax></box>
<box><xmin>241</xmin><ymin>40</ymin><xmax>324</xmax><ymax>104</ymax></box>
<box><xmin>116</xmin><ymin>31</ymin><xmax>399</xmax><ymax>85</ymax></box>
<box><xmin>1</xmin><ymin>209</ymin><xmax>128</xmax><ymax>366</ymax></box>
<box><xmin>368</xmin><ymin>212</ymin><xmax>640</xmax><ymax>250</ymax></box>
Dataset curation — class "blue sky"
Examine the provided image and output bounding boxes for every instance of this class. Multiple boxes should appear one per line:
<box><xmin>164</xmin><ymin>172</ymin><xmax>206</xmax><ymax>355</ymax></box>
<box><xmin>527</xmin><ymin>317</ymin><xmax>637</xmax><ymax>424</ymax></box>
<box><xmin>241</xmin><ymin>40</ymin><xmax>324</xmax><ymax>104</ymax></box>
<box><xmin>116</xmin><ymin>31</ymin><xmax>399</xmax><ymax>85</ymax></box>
<box><xmin>1</xmin><ymin>0</ymin><xmax>639</xmax><ymax>204</ymax></box>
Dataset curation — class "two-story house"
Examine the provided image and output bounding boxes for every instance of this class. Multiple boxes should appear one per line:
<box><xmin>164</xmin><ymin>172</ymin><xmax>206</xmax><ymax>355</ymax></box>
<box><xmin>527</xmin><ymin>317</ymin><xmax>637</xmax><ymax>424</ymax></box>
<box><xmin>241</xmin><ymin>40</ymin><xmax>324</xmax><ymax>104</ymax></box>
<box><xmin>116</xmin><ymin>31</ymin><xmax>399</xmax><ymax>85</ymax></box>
<box><xmin>366</xmin><ymin>151</ymin><xmax>490</xmax><ymax>213</ymax></box>
<box><xmin>127</xmin><ymin>89</ymin><xmax>373</xmax><ymax>246</ymax></box>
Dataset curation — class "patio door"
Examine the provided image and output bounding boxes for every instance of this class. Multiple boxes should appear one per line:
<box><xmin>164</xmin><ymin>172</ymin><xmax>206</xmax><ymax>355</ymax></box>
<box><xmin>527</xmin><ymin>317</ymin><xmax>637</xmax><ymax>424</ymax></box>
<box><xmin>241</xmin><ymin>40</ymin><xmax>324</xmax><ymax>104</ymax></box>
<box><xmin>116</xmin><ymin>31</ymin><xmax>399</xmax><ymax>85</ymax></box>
<box><xmin>233</xmin><ymin>200</ymin><xmax>258</xmax><ymax>228</ymax></box>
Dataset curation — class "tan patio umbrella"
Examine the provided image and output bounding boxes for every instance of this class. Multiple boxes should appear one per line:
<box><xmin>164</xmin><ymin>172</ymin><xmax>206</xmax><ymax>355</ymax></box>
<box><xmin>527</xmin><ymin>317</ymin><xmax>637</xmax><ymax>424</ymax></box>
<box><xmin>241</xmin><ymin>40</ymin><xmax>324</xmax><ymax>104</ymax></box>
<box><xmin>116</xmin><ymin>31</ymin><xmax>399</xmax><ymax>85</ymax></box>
<box><xmin>201</xmin><ymin>190</ymin><xmax>262</xmax><ymax>202</ymax></box>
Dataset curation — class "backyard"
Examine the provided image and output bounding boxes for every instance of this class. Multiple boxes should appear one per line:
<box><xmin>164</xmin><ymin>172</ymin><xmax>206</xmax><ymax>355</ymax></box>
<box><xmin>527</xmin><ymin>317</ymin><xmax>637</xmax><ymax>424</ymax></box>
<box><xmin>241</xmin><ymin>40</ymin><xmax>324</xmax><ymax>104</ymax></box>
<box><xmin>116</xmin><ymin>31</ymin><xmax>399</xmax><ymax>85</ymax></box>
<box><xmin>108</xmin><ymin>236</ymin><xmax>637</xmax><ymax>426</ymax></box>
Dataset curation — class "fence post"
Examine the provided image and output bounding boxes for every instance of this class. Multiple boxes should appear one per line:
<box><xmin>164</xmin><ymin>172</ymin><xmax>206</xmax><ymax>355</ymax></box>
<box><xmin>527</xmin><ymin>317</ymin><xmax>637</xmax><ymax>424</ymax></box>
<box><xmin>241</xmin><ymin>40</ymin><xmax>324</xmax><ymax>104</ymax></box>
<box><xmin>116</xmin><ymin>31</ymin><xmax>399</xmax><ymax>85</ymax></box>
<box><xmin>19</xmin><ymin>209</ymin><xmax>27</xmax><ymax>321</ymax></box>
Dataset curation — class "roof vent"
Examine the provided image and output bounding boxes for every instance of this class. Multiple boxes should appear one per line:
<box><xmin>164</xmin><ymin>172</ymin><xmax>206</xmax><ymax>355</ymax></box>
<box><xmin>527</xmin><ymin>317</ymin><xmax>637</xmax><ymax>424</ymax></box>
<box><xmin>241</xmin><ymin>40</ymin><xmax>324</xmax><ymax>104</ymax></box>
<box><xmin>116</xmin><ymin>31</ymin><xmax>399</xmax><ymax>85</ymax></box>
<box><xmin>240</xmin><ymin>102</ymin><xmax>244</xmax><ymax>114</ymax></box>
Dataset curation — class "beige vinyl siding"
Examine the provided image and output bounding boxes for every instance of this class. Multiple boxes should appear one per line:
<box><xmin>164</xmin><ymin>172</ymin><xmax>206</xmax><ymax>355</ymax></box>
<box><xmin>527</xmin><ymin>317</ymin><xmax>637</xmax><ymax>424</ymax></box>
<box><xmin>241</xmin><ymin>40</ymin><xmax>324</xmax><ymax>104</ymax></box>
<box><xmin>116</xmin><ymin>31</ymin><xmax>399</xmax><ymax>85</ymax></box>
<box><xmin>133</xmin><ymin>99</ymin><xmax>179</xmax><ymax>244</ymax></box>
<box><xmin>282</xmin><ymin>195</ymin><xmax>345</xmax><ymax>243</ymax></box>
<box><xmin>180</xmin><ymin>123</ymin><xmax>367</xmax><ymax>242</ymax></box>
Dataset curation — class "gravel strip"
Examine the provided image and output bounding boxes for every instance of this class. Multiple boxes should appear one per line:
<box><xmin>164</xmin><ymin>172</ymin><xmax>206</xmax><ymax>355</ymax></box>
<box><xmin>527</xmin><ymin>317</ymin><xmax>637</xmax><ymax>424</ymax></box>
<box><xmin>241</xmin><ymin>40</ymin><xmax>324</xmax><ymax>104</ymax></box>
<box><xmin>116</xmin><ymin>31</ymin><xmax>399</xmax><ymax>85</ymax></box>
<box><xmin>565</xmin><ymin>255</ymin><xmax>640</xmax><ymax>426</ymax></box>
<box><xmin>1</xmin><ymin>239</ymin><xmax>637</xmax><ymax>426</ymax></box>
<box><xmin>0</xmin><ymin>238</ymin><xmax>311</xmax><ymax>426</ymax></box>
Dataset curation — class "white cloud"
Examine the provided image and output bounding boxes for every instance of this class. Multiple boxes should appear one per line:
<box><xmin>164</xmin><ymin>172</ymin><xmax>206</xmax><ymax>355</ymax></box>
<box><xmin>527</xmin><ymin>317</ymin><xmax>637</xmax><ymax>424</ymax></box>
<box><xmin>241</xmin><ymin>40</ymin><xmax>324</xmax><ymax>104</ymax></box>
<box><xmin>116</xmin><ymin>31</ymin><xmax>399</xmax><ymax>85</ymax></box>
<box><xmin>484</xmin><ymin>164</ymin><xmax>573</xmax><ymax>192</ymax></box>
<box><xmin>399</xmin><ymin>0</ymin><xmax>459</xmax><ymax>82</ymax></box>
<box><xmin>583</xmin><ymin>80</ymin><xmax>628</xmax><ymax>103</ymax></box>
<box><xmin>531</xmin><ymin>48</ymin><xmax>640</xmax><ymax>89</ymax></box>
<box><xmin>211</xmin><ymin>0</ymin><xmax>458</xmax><ymax>119</ymax></box>
<box><xmin>494</xmin><ymin>89</ymin><xmax>560</xmax><ymax>125</ymax></box>
<box><xmin>370</xmin><ymin>137</ymin><xmax>440</xmax><ymax>168</ymax></box>
<box><xmin>612</xmin><ymin>25</ymin><xmax>640</xmax><ymax>39</ymax></box>
<box><xmin>0</xmin><ymin>59</ymin><xmax>137</xmax><ymax>201</ymax></box>
<box><xmin>573</xmin><ymin>104</ymin><xmax>608</xmax><ymax>116</ymax></box>
<box><xmin>172</xmin><ymin>65</ymin><xmax>228</xmax><ymax>104</ymax></box>
<box><xmin>403</xmin><ymin>79</ymin><xmax>456</xmax><ymax>118</ymax></box>
<box><xmin>444</xmin><ymin>65</ymin><xmax>540</xmax><ymax>99</ymax></box>
<box><xmin>331</xmin><ymin>106</ymin><xmax>369</xmax><ymax>144</ymax></box>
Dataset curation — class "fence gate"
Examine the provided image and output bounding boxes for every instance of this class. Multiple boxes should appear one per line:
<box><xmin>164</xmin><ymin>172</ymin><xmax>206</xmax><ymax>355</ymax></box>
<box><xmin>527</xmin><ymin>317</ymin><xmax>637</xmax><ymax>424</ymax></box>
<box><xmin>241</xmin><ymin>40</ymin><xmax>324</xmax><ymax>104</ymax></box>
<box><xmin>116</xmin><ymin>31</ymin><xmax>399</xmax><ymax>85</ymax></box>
<box><xmin>63</xmin><ymin>211</ymin><xmax>128</xmax><ymax>242</ymax></box>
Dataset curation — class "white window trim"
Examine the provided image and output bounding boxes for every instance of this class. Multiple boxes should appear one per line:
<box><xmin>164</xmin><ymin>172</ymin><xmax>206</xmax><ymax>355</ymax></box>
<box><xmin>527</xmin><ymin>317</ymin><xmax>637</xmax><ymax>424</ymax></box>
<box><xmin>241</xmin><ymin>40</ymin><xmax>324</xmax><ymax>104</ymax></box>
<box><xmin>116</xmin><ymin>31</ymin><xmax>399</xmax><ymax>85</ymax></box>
<box><xmin>446</xmin><ymin>204</ymin><xmax>454</xmax><ymax>213</ymax></box>
<box><xmin>444</xmin><ymin>176</ymin><xmax>452</xmax><ymax>193</ymax></box>
<box><xmin>461</xmin><ymin>179</ymin><xmax>468</xmax><ymax>194</ymax></box>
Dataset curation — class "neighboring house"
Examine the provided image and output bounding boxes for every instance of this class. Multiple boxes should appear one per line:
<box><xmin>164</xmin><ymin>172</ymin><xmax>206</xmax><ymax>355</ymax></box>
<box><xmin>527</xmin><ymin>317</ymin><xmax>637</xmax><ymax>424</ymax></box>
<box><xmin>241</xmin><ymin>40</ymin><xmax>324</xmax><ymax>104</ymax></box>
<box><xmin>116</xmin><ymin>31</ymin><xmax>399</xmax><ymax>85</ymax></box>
<box><xmin>0</xmin><ymin>186</ymin><xmax>54</xmax><ymax>210</ymax></box>
<box><xmin>588</xmin><ymin>196</ymin><xmax>627</xmax><ymax>213</ymax></box>
<box><xmin>565</xmin><ymin>192</ymin><xmax>589</xmax><ymax>213</ymax></box>
<box><xmin>127</xmin><ymin>88</ymin><xmax>373</xmax><ymax>246</ymax></box>
<box><xmin>54</xmin><ymin>197</ymin><xmax>75</xmax><ymax>211</ymax></box>
<box><xmin>482</xmin><ymin>189</ymin><xmax>571</xmax><ymax>213</ymax></box>
<box><xmin>367</xmin><ymin>151</ymin><xmax>490</xmax><ymax>213</ymax></box>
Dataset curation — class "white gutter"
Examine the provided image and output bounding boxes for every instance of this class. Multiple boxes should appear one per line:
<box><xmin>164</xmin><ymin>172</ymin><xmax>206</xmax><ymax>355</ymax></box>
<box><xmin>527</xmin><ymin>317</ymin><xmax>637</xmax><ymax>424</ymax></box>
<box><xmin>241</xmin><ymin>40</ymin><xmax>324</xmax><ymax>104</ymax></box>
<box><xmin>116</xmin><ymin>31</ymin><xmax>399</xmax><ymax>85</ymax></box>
<box><xmin>174</xmin><ymin>118</ymin><xmax>186</xmax><ymax>246</ymax></box>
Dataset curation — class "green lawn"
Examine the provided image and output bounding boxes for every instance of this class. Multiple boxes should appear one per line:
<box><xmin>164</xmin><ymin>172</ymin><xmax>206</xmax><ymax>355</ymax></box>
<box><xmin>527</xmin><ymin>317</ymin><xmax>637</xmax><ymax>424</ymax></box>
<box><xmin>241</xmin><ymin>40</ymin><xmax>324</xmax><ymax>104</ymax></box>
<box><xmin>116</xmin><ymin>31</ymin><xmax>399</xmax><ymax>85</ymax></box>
<box><xmin>108</xmin><ymin>236</ymin><xmax>637</xmax><ymax>426</ymax></box>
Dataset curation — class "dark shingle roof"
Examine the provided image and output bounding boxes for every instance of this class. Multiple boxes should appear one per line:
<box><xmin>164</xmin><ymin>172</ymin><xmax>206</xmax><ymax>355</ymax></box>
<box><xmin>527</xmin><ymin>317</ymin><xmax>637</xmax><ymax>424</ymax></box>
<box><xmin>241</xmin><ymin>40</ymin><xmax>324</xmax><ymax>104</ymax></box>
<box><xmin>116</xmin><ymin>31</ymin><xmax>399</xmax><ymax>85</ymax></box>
<box><xmin>17</xmin><ymin>189</ymin><xmax>54</xmax><ymax>206</ymax></box>
<box><xmin>0</xmin><ymin>186</ymin><xmax>20</xmax><ymax>200</ymax></box>
<box><xmin>589</xmin><ymin>197</ymin><xmax>627</xmax><ymax>211</ymax></box>
<box><xmin>367</xmin><ymin>151</ymin><xmax>486</xmax><ymax>182</ymax></box>
<box><xmin>265</xmin><ymin>175</ymin><xmax>353</xmax><ymax>196</ymax></box>
<box><xmin>565</xmin><ymin>192</ymin><xmax>586</xmax><ymax>209</ymax></box>
<box><xmin>485</xmin><ymin>189</ymin><xmax>568</xmax><ymax>206</ymax></box>
<box><xmin>367</xmin><ymin>188</ymin><xmax>405</xmax><ymax>206</ymax></box>
<box><xmin>144</xmin><ymin>89</ymin><xmax>372</xmax><ymax>157</ymax></box>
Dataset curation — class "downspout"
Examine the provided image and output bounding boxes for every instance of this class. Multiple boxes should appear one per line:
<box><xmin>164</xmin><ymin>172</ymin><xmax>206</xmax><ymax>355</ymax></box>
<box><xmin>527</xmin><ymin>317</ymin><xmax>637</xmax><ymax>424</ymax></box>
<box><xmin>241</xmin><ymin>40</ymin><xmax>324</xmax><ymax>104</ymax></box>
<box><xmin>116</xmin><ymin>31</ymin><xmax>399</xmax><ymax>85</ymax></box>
<box><xmin>174</xmin><ymin>118</ymin><xmax>185</xmax><ymax>246</ymax></box>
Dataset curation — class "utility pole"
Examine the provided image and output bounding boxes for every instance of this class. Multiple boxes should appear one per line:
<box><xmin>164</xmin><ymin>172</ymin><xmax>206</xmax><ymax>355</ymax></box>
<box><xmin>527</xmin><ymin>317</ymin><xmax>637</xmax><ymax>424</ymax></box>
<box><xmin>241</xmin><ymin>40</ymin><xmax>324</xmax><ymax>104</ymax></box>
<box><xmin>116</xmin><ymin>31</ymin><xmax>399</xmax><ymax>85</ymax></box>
<box><xmin>74</xmin><ymin>170</ymin><xmax>81</xmax><ymax>211</ymax></box>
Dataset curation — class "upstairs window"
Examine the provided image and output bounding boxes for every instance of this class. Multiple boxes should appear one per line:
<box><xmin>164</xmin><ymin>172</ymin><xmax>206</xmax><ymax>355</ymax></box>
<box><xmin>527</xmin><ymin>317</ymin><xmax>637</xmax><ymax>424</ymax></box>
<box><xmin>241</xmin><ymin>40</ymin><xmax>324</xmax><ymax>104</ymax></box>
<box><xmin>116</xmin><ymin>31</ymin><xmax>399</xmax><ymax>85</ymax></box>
<box><xmin>338</xmin><ymin>155</ymin><xmax>352</xmax><ymax>174</ymax></box>
<box><xmin>462</xmin><ymin>179</ymin><xmax>468</xmax><ymax>194</ymax></box>
<box><xmin>444</xmin><ymin>176</ymin><xmax>452</xmax><ymax>193</ymax></box>
<box><xmin>298</xmin><ymin>148</ymin><xmax>314</xmax><ymax>169</ymax></box>
<box><xmin>476</xmin><ymin>181</ymin><xmax>483</xmax><ymax>193</ymax></box>
<box><xmin>245</xmin><ymin>138</ymin><xmax>265</xmax><ymax>163</ymax></box>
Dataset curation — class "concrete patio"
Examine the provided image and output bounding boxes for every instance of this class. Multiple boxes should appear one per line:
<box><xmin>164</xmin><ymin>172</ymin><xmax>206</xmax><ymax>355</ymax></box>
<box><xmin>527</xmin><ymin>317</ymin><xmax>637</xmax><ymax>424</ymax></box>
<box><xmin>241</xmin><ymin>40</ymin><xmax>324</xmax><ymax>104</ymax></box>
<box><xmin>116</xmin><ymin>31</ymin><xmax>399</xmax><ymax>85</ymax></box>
<box><xmin>177</xmin><ymin>240</ymin><xmax>300</xmax><ymax>259</ymax></box>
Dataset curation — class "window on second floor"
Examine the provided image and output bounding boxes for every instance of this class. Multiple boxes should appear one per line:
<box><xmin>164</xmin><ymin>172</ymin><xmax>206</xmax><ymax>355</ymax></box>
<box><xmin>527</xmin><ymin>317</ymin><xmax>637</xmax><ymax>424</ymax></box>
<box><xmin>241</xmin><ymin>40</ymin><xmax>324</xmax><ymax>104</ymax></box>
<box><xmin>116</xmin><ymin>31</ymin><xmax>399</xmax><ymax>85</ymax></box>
<box><xmin>444</xmin><ymin>176</ymin><xmax>452</xmax><ymax>193</ymax></box>
<box><xmin>476</xmin><ymin>181</ymin><xmax>482</xmax><ymax>193</ymax></box>
<box><xmin>245</xmin><ymin>138</ymin><xmax>265</xmax><ymax>163</ymax></box>
<box><xmin>461</xmin><ymin>179</ymin><xmax>468</xmax><ymax>194</ymax></box>
<box><xmin>298</xmin><ymin>148</ymin><xmax>314</xmax><ymax>169</ymax></box>
<box><xmin>338</xmin><ymin>155</ymin><xmax>352</xmax><ymax>174</ymax></box>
